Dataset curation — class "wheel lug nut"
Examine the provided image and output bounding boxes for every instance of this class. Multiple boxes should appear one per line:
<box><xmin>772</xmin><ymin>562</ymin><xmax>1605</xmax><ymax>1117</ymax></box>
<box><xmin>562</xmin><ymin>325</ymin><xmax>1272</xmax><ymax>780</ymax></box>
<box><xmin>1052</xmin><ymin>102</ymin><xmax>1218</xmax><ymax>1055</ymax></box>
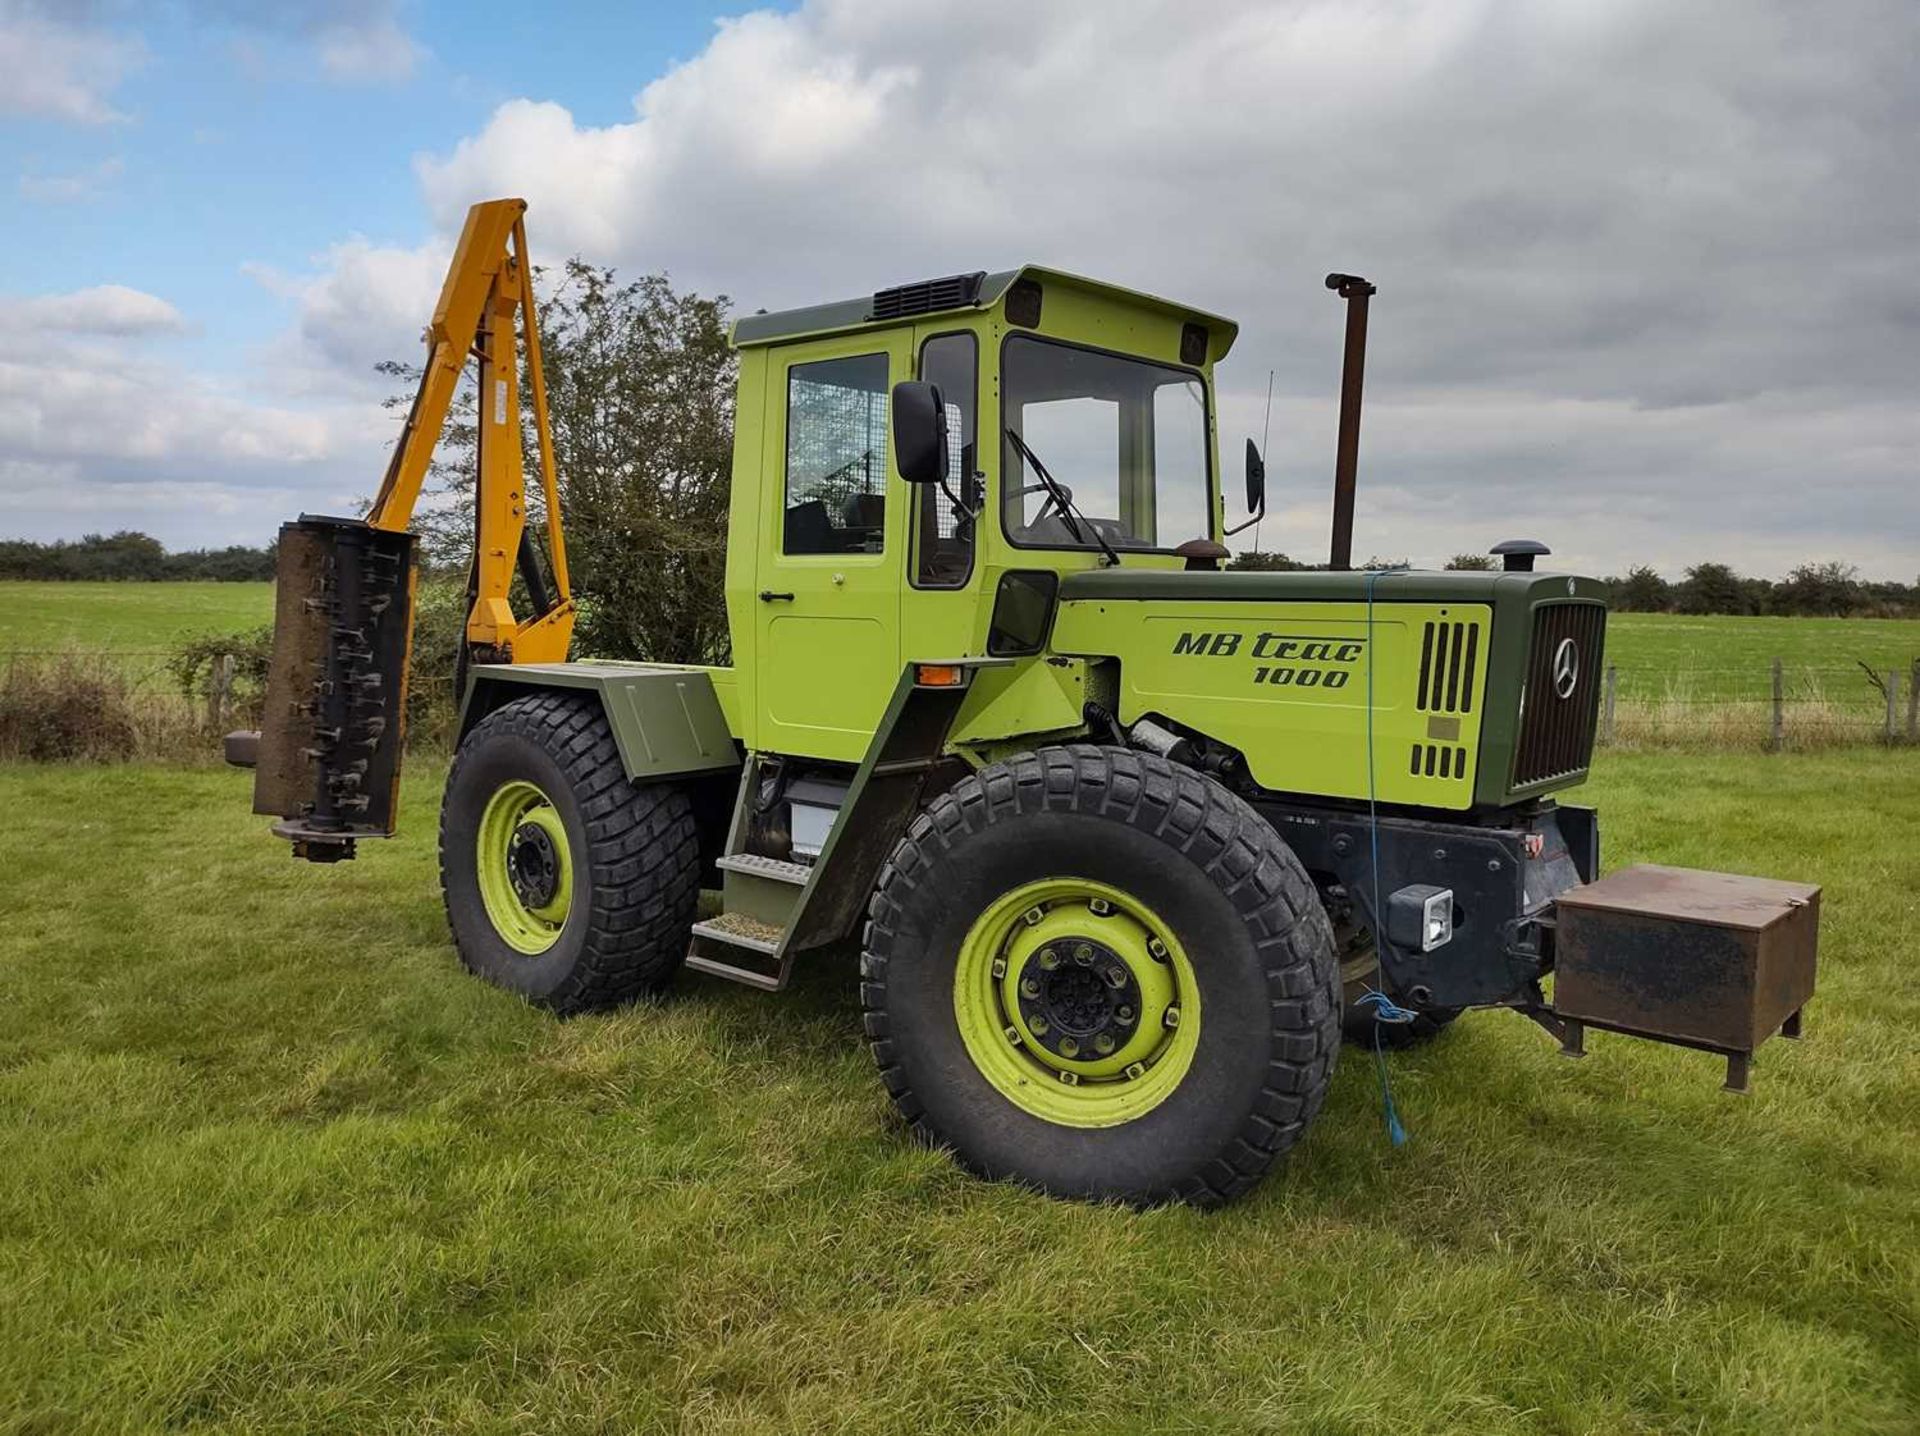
<box><xmin>1147</xmin><ymin>937</ymin><xmax>1168</xmax><ymax>962</ymax></box>
<box><xmin>1089</xmin><ymin>897</ymin><xmax>1111</xmax><ymax>915</ymax></box>
<box><xmin>1038</xmin><ymin>948</ymin><xmax>1059</xmax><ymax>970</ymax></box>
<box><xmin>1030</xmin><ymin>1016</ymin><xmax>1049</xmax><ymax>1036</ymax></box>
<box><xmin>1116</xmin><ymin>1005</ymin><xmax>1134</xmax><ymax>1022</ymax></box>
<box><xmin>990</xmin><ymin>956</ymin><xmax>1007</xmax><ymax>979</ymax></box>
<box><xmin>1094</xmin><ymin>1034</ymin><xmax>1115</xmax><ymax>1055</ymax></box>
<box><xmin>1102</xmin><ymin>966</ymin><xmax>1127</xmax><ymax>988</ymax></box>
<box><xmin>1059</xmin><ymin>1037</ymin><xmax>1079</xmax><ymax>1058</ymax></box>
<box><xmin>1122</xmin><ymin>1061</ymin><xmax>1146</xmax><ymax>1081</ymax></box>
<box><xmin>1020</xmin><ymin>977</ymin><xmax>1040</xmax><ymax>998</ymax></box>
<box><xmin>1163</xmin><ymin>1006</ymin><xmax>1181</xmax><ymax>1029</ymax></box>
<box><xmin>1023</xmin><ymin>906</ymin><xmax>1045</xmax><ymax>926</ymax></box>
<box><xmin>1073</xmin><ymin>944</ymin><xmax>1093</xmax><ymax>965</ymax></box>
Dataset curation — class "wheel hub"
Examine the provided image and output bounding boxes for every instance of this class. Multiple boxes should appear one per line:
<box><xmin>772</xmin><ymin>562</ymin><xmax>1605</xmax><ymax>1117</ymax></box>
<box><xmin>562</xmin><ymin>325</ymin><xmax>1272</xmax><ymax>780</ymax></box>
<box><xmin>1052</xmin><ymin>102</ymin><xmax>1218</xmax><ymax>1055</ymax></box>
<box><xmin>1016</xmin><ymin>939</ymin><xmax>1141</xmax><ymax>1062</ymax></box>
<box><xmin>507</xmin><ymin>821</ymin><xmax>560</xmax><ymax>908</ymax></box>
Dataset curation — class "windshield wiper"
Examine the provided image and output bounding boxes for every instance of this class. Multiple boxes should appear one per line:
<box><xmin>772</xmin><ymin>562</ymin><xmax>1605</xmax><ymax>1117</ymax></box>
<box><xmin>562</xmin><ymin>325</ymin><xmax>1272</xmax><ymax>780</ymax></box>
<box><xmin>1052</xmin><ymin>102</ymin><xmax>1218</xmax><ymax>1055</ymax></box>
<box><xmin>1004</xmin><ymin>428</ymin><xmax>1121</xmax><ymax>567</ymax></box>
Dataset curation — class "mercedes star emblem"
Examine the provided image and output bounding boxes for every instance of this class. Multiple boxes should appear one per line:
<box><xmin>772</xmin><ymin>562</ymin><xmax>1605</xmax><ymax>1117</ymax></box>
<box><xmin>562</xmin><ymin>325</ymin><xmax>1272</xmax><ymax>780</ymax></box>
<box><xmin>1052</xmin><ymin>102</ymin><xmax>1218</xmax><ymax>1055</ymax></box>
<box><xmin>1552</xmin><ymin>638</ymin><xmax>1580</xmax><ymax>700</ymax></box>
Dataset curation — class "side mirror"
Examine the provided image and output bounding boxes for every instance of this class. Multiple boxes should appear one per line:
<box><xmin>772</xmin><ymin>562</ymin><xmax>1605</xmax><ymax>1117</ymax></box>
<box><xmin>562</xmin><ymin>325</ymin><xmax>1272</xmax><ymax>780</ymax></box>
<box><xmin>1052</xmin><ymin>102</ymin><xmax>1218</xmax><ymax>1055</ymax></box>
<box><xmin>1226</xmin><ymin>438</ymin><xmax>1267</xmax><ymax>537</ymax></box>
<box><xmin>891</xmin><ymin>381</ymin><xmax>948</xmax><ymax>485</ymax></box>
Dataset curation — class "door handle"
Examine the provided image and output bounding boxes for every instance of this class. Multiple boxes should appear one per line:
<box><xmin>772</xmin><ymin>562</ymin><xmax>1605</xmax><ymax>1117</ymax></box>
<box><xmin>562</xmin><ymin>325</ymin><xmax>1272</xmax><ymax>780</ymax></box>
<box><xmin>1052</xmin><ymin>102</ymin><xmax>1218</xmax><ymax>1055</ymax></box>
<box><xmin>758</xmin><ymin>590</ymin><xmax>795</xmax><ymax>602</ymax></box>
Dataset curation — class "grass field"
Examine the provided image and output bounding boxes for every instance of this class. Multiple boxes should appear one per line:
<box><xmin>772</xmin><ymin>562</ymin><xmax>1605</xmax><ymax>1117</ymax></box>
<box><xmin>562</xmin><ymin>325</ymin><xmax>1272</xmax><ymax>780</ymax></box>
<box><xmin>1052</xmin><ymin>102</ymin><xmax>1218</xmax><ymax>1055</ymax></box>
<box><xmin>1606</xmin><ymin>613</ymin><xmax>1920</xmax><ymax>702</ymax></box>
<box><xmin>1</xmin><ymin>580</ymin><xmax>272</xmax><ymax>653</ymax></box>
<box><xmin>2</xmin><ymin>750</ymin><xmax>1915</xmax><ymax>1433</ymax></box>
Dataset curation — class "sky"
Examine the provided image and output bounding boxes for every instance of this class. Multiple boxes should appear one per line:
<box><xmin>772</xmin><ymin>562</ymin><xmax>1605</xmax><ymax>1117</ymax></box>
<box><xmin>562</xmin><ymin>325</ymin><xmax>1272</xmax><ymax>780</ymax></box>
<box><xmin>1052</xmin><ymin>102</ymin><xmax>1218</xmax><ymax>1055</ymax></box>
<box><xmin>1</xmin><ymin>0</ymin><xmax>1914</xmax><ymax>580</ymax></box>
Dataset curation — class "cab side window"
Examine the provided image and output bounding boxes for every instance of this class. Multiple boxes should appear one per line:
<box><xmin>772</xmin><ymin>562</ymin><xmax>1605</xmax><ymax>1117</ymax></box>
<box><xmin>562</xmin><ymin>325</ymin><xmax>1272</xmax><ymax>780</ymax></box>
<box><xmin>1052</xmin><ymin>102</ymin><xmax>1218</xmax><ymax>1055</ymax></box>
<box><xmin>913</xmin><ymin>333</ymin><xmax>977</xmax><ymax>588</ymax></box>
<box><xmin>784</xmin><ymin>353</ymin><xmax>890</xmax><ymax>556</ymax></box>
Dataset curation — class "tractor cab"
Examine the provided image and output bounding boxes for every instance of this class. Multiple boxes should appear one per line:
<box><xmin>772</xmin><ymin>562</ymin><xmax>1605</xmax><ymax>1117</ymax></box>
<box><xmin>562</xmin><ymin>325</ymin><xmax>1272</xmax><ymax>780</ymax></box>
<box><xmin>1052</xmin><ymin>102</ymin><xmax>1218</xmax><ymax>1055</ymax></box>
<box><xmin>723</xmin><ymin>267</ymin><xmax>1240</xmax><ymax>764</ymax></box>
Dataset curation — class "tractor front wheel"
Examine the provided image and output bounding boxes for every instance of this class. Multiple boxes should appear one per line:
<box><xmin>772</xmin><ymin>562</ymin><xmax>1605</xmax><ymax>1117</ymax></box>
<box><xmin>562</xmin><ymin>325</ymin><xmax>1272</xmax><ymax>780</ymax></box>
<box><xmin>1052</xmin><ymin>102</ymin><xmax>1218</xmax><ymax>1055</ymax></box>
<box><xmin>439</xmin><ymin>692</ymin><xmax>700</xmax><ymax>1014</ymax></box>
<box><xmin>861</xmin><ymin>746</ymin><xmax>1340</xmax><ymax>1207</ymax></box>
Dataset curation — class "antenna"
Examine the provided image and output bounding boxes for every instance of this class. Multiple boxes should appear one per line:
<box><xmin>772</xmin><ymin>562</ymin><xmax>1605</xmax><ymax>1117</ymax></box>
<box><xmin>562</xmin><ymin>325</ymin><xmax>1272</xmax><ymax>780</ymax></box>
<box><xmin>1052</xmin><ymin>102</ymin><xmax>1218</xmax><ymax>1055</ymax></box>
<box><xmin>1256</xmin><ymin>368</ymin><xmax>1274</xmax><ymax>554</ymax></box>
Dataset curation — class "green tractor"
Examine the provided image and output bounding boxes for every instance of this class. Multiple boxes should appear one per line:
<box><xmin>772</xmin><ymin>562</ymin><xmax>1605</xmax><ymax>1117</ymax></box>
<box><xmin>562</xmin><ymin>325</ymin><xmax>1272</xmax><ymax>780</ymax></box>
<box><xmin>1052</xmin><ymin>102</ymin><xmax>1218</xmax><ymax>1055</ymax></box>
<box><xmin>239</xmin><ymin>199</ymin><xmax>1819</xmax><ymax>1207</ymax></box>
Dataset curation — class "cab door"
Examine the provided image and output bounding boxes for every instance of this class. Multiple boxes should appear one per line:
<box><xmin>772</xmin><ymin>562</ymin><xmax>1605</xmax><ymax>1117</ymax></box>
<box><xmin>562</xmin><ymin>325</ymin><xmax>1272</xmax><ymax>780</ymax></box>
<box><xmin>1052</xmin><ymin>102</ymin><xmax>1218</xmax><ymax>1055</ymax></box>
<box><xmin>754</xmin><ymin>332</ymin><xmax>910</xmax><ymax>763</ymax></box>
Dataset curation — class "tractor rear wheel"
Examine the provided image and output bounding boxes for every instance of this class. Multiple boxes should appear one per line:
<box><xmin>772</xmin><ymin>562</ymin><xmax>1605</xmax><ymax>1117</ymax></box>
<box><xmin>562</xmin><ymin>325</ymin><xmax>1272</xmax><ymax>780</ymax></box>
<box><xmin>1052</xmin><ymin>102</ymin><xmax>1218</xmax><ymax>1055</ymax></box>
<box><xmin>861</xmin><ymin>746</ymin><xmax>1340</xmax><ymax>1208</ymax></box>
<box><xmin>439</xmin><ymin>692</ymin><xmax>699</xmax><ymax>1014</ymax></box>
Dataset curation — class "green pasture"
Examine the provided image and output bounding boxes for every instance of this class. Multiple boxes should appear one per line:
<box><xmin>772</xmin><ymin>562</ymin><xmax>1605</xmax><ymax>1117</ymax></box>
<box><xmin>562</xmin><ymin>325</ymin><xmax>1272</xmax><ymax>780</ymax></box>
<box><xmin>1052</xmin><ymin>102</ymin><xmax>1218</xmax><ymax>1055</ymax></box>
<box><xmin>0</xmin><ymin>581</ymin><xmax>273</xmax><ymax>654</ymax></box>
<box><xmin>1</xmin><ymin>750</ymin><xmax>1914</xmax><ymax>1432</ymax></box>
<box><xmin>1605</xmin><ymin>613</ymin><xmax>1920</xmax><ymax>703</ymax></box>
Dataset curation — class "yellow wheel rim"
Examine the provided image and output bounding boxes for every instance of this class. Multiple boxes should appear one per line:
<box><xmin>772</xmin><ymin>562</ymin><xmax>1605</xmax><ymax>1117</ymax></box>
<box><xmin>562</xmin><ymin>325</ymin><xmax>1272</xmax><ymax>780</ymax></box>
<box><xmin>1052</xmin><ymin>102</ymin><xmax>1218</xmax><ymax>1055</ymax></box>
<box><xmin>953</xmin><ymin>877</ymin><xmax>1200</xmax><ymax>1128</ymax></box>
<box><xmin>475</xmin><ymin>779</ymin><xmax>574</xmax><ymax>955</ymax></box>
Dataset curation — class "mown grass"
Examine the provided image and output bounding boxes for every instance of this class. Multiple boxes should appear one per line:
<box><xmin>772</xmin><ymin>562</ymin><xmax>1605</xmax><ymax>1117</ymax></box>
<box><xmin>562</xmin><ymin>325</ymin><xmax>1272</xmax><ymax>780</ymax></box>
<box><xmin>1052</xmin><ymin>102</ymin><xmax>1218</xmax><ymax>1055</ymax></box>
<box><xmin>1606</xmin><ymin>613</ymin><xmax>1920</xmax><ymax>701</ymax></box>
<box><xmin>0</xmin><ymin>581</ymin><xmax>272</xmax><ymax>653</ymax></box>
<box><xmin>2</xmin><ymin>751</ymin><xmax>1915</xmax><ymax>1433</ymax></box>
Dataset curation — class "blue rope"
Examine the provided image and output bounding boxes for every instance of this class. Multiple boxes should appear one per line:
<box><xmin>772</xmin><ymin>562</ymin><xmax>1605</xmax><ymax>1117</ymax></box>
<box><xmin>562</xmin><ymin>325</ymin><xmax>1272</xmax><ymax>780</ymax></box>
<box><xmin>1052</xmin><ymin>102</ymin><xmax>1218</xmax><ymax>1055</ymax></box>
<box><xmin>1363</xmin><ymin>570</ymin><xmax>1409</xmax><ymax>1147</ymax></box>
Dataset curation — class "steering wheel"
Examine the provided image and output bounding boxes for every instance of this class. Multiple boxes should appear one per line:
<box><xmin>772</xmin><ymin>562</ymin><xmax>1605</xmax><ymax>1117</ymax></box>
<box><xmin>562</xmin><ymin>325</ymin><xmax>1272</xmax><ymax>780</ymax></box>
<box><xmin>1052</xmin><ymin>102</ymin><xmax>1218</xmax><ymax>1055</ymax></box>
<box><xmin>1018</xmin><ymin>479</ymin><xmax>1070</xmax><ymax>527</ymax></box>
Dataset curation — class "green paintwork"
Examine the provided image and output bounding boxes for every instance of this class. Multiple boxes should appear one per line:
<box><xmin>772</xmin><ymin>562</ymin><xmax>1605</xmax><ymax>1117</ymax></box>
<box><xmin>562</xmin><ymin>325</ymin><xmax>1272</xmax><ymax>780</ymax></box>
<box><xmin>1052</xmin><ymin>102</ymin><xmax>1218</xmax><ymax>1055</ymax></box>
<box><xmin>462</xmin><ymin>662</ymin><xmax>740</xmax><ymax>782</ymax></box>
<box><xmin>475</xmin><ymin>779</ymin><xmax>572</xmax><ymax>954</ymax></box>
<box><xmin>952</xmin><ymin>877</ymin><xmax>1199</xmax><ymax>1128</ymax></box>
<box><xmin>731</xmin><ymin>265</ymin><xmax>1239</xmax><ymax>361</ymax></box>
<box><xmin>1052</xmin><ymin>568</ymin><xmax>1608</xmax><ymax>809</ymax></box>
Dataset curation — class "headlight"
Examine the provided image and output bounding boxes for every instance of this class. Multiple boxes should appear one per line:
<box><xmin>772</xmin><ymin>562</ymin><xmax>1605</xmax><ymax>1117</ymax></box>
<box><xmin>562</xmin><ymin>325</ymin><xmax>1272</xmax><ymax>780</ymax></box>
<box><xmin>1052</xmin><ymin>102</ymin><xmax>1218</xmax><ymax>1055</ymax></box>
<box><xmin>1387</xmin><ymin>884</ymin><xmax>1454</xmax><ymax>953</ymax></box>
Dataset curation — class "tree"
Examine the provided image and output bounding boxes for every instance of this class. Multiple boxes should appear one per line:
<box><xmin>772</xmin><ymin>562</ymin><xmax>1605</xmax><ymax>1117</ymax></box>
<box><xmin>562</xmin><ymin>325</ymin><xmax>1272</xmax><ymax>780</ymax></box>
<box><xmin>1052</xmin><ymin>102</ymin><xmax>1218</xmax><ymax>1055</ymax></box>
<box><xmin>1776</xmin><ymin>560</ymin><xmax>1860</xmax><ymax>617</ymax></box>
<box><xmin>1677</xmin><ymin>561</ymin><xmax>1748</xmax><ymax>615</ymax></box>
<box><xmin>1444</xmin><ymin>553</ymin><xmax>1495</xmax><ymax>571</ymax></box>
<box><xmin>1227</xmin><ymin>550</ymin><xmax>1313</xmax><ymax>571</ymax></box>
<box><xmin>383</xmin><ymin>259</ymin><xmax>736</xmax><ymax>664</ymax></box>
<box><xmin>1614</xmin><ymin>565</ymin><xmax>1672</xmax><ymax>612</ymax></box>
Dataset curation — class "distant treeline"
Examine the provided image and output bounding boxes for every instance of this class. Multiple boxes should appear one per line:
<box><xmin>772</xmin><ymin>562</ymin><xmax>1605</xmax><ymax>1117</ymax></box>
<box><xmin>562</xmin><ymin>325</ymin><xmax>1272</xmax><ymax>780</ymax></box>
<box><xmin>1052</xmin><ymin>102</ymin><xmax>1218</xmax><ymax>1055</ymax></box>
<box><xmin>1229</xmin><ymin>552</ymin><xmax>1920</xmax><ymax>619</ymax></box>
<box><xmin>6</xmin><ymin>530</ymin><xmax>1917</xmax><ymax>621</ymax></box>
<box><xmin>0</xmin><ymin>530</ymin><xmax>276</xmax><ymax>582</ymax></box>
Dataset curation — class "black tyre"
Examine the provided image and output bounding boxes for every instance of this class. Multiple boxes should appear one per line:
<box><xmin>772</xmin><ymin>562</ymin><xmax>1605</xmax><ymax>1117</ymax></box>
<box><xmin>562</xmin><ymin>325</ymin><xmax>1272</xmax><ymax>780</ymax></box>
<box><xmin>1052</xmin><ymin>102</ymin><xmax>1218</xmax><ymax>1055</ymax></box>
<box><xmin>439</xmin><ymin>692</ymin><xmax>699</xmax><ymax>1014</ymax></box>
<box><xmin>861</xmin><ymin>745</ymin><xmax>1340</xmax><ymax>1208</ymax></box>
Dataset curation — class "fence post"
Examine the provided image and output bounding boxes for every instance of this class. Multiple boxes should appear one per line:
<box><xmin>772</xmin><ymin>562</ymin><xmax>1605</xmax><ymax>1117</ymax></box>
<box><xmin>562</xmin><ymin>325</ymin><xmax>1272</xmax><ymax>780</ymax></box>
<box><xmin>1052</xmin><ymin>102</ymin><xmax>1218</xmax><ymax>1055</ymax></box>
<box><xmin>1886</xmin><ymin>669</ymin><xmax>1900</xmax><ymax>745</ymax></box>
<box><xmin>1908</xmin><ymin>658</ymin><xmax>1918</xmax><ymax>744</ymax></box>
<box><xmin>208</xmin><ymin>653</ymin><xmax>233</xmax><ymax>732</ymax></box>
<box><xmin>1602</xmin><ymin>665</ymin><xmax>1618</xmax><ymax>745</ymax></box>
<box><xmin>1769</xmin><ymin>658</ymin><xmax>1784</xmax><ymax>752</ymax></box>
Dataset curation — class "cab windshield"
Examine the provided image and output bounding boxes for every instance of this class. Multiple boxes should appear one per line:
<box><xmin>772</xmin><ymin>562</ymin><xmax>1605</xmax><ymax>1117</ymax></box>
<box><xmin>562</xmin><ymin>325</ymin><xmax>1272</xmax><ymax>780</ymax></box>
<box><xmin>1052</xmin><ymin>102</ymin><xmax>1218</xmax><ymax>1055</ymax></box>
<box><xmin>1001</xmin><ymin>335</ymin><xmax>1212</xmax><ymax>553</ymax></box>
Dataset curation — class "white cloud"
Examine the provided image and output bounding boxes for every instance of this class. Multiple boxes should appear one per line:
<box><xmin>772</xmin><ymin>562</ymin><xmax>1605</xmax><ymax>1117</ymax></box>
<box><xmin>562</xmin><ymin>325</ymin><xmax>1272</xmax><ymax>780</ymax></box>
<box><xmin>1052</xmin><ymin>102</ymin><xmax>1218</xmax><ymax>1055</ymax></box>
<box><xmin>244</xmin><ymin>236</ymin><xmax>450</xmax><ymax>395</ymax></box>
<box><xmin>0</xmin><ymin>4</ymin><xmax>142</xmax><ymax>124</ymax></box>
<box><xmin>0</xmin><ymin>284</ymin><xmax>379</xmax><ymax>548</ymax></box>
<box><xmin>315</xmin><ymin>12</ymin><xmax>422</xmax><ymax>84</ymax></box>
<box><xmin>8</xmin><ymin>285</ymin><xmax>187</xmax><ymax>337</ymax></box>
<box><xmin>18</xmin><ymin>155</ymin><xmax>124</xmax><ymax>204</ymax></box>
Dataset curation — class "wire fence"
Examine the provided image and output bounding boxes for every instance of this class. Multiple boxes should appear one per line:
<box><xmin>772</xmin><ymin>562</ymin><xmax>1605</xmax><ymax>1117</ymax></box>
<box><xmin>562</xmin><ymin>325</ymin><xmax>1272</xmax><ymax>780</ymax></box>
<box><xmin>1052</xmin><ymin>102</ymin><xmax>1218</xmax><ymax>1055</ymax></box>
<box><xmin>1597</xmin><ymin>658</ymin><xmax>1920</xmax><ymax>749</ymax></box>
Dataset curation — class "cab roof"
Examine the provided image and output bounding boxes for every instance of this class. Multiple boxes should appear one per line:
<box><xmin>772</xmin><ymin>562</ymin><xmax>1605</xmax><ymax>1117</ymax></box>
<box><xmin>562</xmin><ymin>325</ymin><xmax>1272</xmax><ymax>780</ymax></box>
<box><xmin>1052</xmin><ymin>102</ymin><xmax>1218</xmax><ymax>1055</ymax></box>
<box><xmin>729</xmin><ymin>264</ymin><xmax>1239</xmax><ymax>362</ymax></box>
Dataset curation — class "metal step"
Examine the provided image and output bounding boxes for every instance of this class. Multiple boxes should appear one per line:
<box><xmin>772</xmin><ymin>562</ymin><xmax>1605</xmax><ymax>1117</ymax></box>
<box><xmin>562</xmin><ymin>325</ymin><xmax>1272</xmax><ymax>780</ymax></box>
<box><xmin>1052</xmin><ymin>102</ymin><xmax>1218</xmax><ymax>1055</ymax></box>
<box><xmin>691</xmin><ymin>913</ymin><xmax>783</xmax><ymax>954</ymax></box>
<box><xmin>715</xmin><ymin>853</ymin><xmax>810</xmax><ymax>886</ymax></box>
<box><xmin>687</xmin><ymin>913</ymin><xmax>790</xmax><ymax>992</ymax></box>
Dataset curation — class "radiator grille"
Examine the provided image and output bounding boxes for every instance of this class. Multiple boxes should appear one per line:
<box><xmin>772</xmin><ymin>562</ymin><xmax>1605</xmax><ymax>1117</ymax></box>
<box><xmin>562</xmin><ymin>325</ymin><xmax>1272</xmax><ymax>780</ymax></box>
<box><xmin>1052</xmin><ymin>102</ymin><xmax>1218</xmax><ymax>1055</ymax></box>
<box><xmin>1416</xmin><ymin>618</ymin><xmax>1481</xmax><ymax>714</ymax></box>
<box><xmin>1409</xmin><ymin>743</ymin><xmax>1469</xmax><ymax>780</ymax></box>
<box><xmin>1513</xmin><ymin>602</ymin><xmax>1605</xmax><ymax>787</ymax></box>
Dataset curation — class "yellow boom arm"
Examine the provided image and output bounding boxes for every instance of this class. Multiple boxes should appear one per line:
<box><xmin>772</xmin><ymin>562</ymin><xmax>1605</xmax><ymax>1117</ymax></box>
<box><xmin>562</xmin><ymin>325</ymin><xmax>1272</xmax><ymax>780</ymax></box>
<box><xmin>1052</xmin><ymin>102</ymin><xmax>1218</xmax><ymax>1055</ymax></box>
<box><xmin>368</xmin><ymin>197</ymin><xmax>574</xmax><ymax>663</ymax></box>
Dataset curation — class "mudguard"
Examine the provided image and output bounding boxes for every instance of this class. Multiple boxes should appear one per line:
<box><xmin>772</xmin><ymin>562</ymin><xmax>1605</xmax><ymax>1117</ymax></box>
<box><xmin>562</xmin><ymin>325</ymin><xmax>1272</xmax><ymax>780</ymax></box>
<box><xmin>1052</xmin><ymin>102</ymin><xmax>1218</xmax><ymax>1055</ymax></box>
<box><xmin>461</xmin><ymin>662</ymin><xmax>741</xmax><ymax>781</ymax></box>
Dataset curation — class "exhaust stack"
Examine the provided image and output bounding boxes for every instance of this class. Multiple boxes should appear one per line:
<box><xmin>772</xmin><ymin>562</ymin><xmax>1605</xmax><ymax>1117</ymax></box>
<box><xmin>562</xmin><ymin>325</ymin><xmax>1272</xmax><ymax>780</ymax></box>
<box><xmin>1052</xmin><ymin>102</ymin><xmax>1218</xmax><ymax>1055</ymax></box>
<box><xmin>1325</xmin><ymin>273</ymin><xmax>1375</xmax><ymax>572</ymax></box>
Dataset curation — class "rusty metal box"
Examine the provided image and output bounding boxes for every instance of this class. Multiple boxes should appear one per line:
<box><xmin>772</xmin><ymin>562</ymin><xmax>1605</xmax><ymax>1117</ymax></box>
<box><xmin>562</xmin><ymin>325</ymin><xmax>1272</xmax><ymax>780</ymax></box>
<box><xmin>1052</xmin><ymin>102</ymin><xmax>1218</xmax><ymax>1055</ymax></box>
<box><xmin>1553</xmin><ymin>865</ymin><xmax>1819</xmax><ymax>1075</ymax></box>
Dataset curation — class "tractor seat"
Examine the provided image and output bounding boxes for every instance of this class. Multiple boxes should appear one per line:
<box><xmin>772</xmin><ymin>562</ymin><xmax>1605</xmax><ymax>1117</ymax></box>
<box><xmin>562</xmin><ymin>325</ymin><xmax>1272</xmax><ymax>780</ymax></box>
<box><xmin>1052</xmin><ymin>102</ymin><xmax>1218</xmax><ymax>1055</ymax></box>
<box><xmin>841</xmin><ymin>492</ymin><xmax>885</xmax><ymax>529</ymax></box>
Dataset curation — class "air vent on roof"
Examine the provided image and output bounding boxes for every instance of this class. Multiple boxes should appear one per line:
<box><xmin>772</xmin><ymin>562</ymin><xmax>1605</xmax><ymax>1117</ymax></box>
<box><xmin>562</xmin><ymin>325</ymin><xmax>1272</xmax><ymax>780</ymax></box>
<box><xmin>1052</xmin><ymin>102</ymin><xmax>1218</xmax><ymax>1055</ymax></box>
<box><xmin>870</xmin><ymin>271</ymin><xmax>986</xmax><ymax>322</ymax></box>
